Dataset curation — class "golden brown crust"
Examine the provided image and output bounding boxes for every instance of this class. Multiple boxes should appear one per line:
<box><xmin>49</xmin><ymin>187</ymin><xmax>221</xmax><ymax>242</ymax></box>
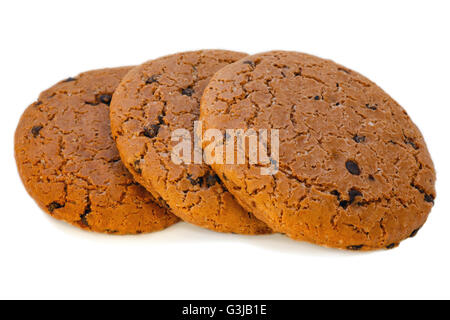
<box><xmin>15</xmin><ymin>67</ymin><xmax>179</xmax><ymax>234</ymax></box>
<box><xmin>110</xmin><ymin>50</ymin><xmax>272</xmax><ymax>234</ymax></box>
<box><xmin>200</xmin><ymin>51</ymin><xmax>436</xmax><ymax>250</ymax></box>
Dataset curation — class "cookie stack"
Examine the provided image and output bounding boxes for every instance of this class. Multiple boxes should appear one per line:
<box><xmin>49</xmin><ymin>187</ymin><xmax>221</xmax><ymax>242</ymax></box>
<box><xmin>15</xmin><ymin>50</ymin><xmax>436</xmax><ymax>250</ymax></box>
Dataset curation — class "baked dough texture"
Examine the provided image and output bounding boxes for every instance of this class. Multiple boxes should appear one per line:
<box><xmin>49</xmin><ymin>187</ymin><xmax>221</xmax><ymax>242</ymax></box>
<box><xmin>110</xmin><ymin>50</ymin><xmax>272</xmax><ymax>235</ymax></box>
<box><xmin>200</xmin><ymin>51</ymin><xmax>436</xmax><ymax>250</ymax></box>
<box><xmin>15</xmin><ymin>67</ymin><xmax>179</xmax><ymax>234</ymax></box>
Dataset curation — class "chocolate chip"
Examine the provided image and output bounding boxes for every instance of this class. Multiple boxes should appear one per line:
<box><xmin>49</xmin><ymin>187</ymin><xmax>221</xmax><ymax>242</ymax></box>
<box><xmin>205</xmin><ymin>174</ymin><xmax>219</xmax><ymax>187</ymax></box>
<box><xmin>368</xmin><ymin>174</ymin><xmax>375</xmax><ymax>181</ymax></box>
<box><xmin>181</xmin><ymin>87</ymin><xmax>194</xmax><ymax>96</ymax></box>
<box><xmin>314</xmin><ymin>95</ymin><xmax>320</xmax><ymax>100</ymax></box>
<box><xmin>424</xmin><ymin>193</ymin><xmax>434</xmax><ymax>204</ymax></box>
<box><xmin>98</xmin><ymin>94</ymin><xmax>112</xmax><ymax>105</ymax></box>
<box><xmin>339</xmin><ymin>200</ymin><xmax>349</xmax><ymax>209</ymax></box>
<box><xmin>347</xmin><ymin>245</ymin><xmax>363</xmax><ymax>251</ymax></box>
<box><xmin>338</xmin><ymin>67</ymin><xmax>350</xmax><ymax>74</ymax></box>
<box><xmin>386</xmin><ymin>243</ymin><xmax>396</xmax><ymax>250</ymax></box>
<box><xmin>132</xmin><ymin>159</ymin><xmax>142</xmax><ymax>174</ymax></box>
<box><xmin>48</xmin><ymin>202</ymin><xmax>63</xmax><ymax>213</ymax></box>
<box><xmin>63</xmin><ymin>77</ymin><xmax>77</xmax><ymax>83</ymax></box>
<box><xmin>348</xmin><ymin>188</ymin><xmax>363</xmax><ymax>204</ymax></box>
<box><xmin>158</xmin><ymin>197</ymin><xmax>170</xmax><ymax>210</ymax></box>
<box><xmin>187</xmin><ymin>174</ymin><xmax>203</xmax><ymax>186</ymax></box>
<box><xmin>146</xmin><ymin>75</ymin><xmax>159</xmax><ymax>84</ymax></box>
<box><xmin>80</xmin><ymin>211</ymin><xmax>90</xmax><ymax>227</ymax></box>
<box><xmin>345</xmin><ymin>160</ymin><xmax>361</xmax><ymax>175</ymax></box>
<box><xmin>365</xmin><ymin>103</ymin><xmax>377</xmax><ymax>110</ymax></box>
<box><xmin>404</xmin><ymin>137</ymin><xmax>419</xmax><ymax>150</ymax></box>
<box><xmin>330</xmin><ymin>190</ymin><xmax>341</xmax><ymax>200</ymax></box>
<box><xmin>410</xmin><ymin>228</ymin><xmax>420</xmax><ymax>238</ymax></box>
<box><xmin>31</xmin><ymin>125</ymin><xmax>43</xmax><ymax>137</ymax></box>
<box><xmin>353</xmin><ymin>135</ymin><xmax>366</xmax><ymax>143</ymax></box>
<box><xmin>157</xmin><ymin>114</ymin><xmax>165</xmax><ymax>124</ymax></box>
<box><xmin>243</xmin><ymin>60</ymin><xmax>256</xmax><ymax>68</ymax></box>
<box><xmin>143</xmin><ymin>124</ymin><xmax>160</xmax><ymax>138</ymax></box>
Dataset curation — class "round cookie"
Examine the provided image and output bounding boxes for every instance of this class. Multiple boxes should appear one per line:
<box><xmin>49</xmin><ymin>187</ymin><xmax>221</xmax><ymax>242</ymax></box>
<box><xmin>15</xmin><ymin>67</ymin><xmax>179</xmax><ymax>234</ymax></box>
<box><xmin>110</xmin><ymin>50</ymin><xmax>271</xmax><ymax>234</ymax></box>
<box><xmin>200</xmin><ymin>51</ymin><xmax>436</xmax><ymax>250</ymax></box>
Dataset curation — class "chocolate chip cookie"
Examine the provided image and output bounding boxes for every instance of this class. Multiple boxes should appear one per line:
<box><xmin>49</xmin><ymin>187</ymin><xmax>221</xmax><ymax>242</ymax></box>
<box><xmin>110</xmin><ymin>50</ymin><xmax>271</xmax><ymax>234</ymax></box>
<box><xmin>15</xmin><ymin>67</ymin><xmax>179</xmax><ymax>234</ymax></box>
<box><xmin>200</xmin><ymin>51</ymin><xmax>436</xmax><ymax>250</ymax></box>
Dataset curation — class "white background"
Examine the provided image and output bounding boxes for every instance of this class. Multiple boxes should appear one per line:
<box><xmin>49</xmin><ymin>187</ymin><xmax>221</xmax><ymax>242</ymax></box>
<box><xmin>1</xmin><ymin>0</ymin><xmax>449</xmax><ymax>300</ymax></box>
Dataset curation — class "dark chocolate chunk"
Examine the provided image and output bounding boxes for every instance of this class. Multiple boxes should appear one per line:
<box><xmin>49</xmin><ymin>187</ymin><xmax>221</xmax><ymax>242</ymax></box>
<box><xmin>205</xmin><ymin>174</ymin><xmax>219</xmax><ymax>187</ymax></box>
<box><xmin>63</xmin><ymin>77</ymin><xmax>77</xmax><ymax>83</ymax></box>
<box><xmin>404</xmin><ymin>137</ymin><xmax>419</xmax><ymax>150</ymax></box>
<box><xmin>243</xmin><ymin>60</ymin><xmax>256</xmax><ymax>68</ymax></box>
<box><xmin>187</xmin><ymin>174</ymin><xmax>203</xmax><ymax>186</ymax></box>
<box><xmin>158</xmin><ymin>197</ymin><xmax>170</xmax><ymax>210</ymax></box>
<box><xmin>181</xmin><ymin>87</ymin><xmax>194</xmax><ymax>96</ymax></box>
<box><xmin>353</xmin><ymin>135</ymin><xmax>366</xmax><ymax>143</ymax></box>
<box><xmin>132</xmin><ymin>159</ymin><xmax>142</xmax><ymax>174</ymax></box>
<box><xmin>386</xmin><ymin>243</ymin><xmax>396</xmax><ymax>250</ymax></box>
<box><xmin>347</xmin><ymin>245</ymin><xmax>363</xmax><ymax>251</ymax></box>
<box><xmin>314</xmin><ymin>95</ymin><xmax>320</xmax><ymax>100</ymax></box>
<box><xmin>79</xmin><ymin>211</ymin><xmax>90</xmax><ymax>227</ymax></box>
<box><xmin>339</xmin><ymin>200</ymin><xmax>349</xmax><ymax>209</ymax></box>
<box><xmin>424</xmin><ymin>193</ymin><xmax>434</xmax><ymax>203</ymax></box>
<box><xmin>98</xmin><ymin>94</ymin><xmax>112</xmax><ymax>105</ymax></box>
<box><xmin>143</xmin><ymin>124</ymin><xmax>160</xmax><ymax>138</ymax></box>
<box><xmin>345</xmin><ymin>160</ymin><xmax>361</xmax><ymax>175</ymax></box>
<box><xmin>31</xmin><ymin>125</ymin><xmax>43</xmax><ymax>137</ymax></box>
<box><xmin>348</xmin><ymin>188</ymin><xmax>363</xmax><ymax>204</ymax></box>
<box><xmin>48</xmin><ymin>202</ymin><xmax>63</xmax><ymax>213</ymax></box>
<box><xmin>410</xmin><ymin>228</ymin><xmax>420</xmax><ymax>238</ymax></box>
<box><xmin>330</xmin><ymin>190</ymin><xmax>341</xmax><ymax>200</ymax></box>
<box><xmin>146</xmin><ymin>75</ymin><xmax>159</xmax><ymax>84</ymax></box>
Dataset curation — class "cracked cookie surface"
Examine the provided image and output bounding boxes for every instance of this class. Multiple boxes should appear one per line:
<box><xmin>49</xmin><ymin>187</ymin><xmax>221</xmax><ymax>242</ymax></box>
<box><xmin>200</xmin><ymin>51</ymin><xmax>436</xmax><ymax>250</ymax></box>
<box><xmin>15</xmin><ymin>67</ymin><xmax>179</xmax><ymax>234</ymax></box>
<box><xmin>110</xmin><ymin>50</ymin><xmax>271</xmax><ymax>234</ymax></box>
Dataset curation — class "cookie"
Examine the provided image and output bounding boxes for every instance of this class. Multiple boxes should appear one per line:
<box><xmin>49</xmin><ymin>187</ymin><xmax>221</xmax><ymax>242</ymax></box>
<box><xmin>200</xmin><ymin>51</ymin><xmax>436</xmax><ymax>250</ymax></box>
<box><xmin>15</xmin><ymin>67</ymin><xmax>179</xmax><ymax>234</ymax></box>
<box><xmin>110</xmin><ymin>50</ymin><xmax>271</xmax><ymax>234</ymax></box>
